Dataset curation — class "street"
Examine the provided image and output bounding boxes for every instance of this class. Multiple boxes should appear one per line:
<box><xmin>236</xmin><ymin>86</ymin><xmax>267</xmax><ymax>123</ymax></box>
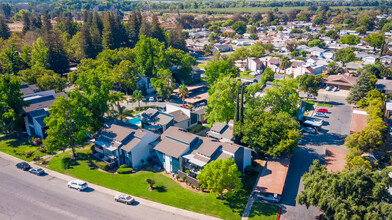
<box><xmin>280</xmin><ymin>90</ymin><xmax>353</xmax><ymax>220</ymax></box>
<box><xmin>0</xmin><ymin>157</ymin><xmax>195</xmax><ymax>220</ymax></box>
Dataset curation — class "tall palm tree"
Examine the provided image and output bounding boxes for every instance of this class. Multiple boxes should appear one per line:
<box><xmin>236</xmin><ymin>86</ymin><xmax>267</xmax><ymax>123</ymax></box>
<box><xmin>279</xmin><ymin>56</ymin><xmax>291</xmax><ymax>78</ymax></box>
<box><xmin>132</xmin><ymin>90</ymin><xmax>144</xmax><ymax>109</ymax></box>
<box><xmin>177</xmin><ymin>84</ymin><xmax>189</xmax><ymax>107</ymax></box>
<box><xmin>115</xmin><ymin>104</ymin><xmax>133</xmax><ymax>121</ymax></box>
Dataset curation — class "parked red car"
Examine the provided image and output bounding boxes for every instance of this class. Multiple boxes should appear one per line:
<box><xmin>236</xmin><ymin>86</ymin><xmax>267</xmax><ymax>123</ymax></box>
<box><xmin>317</xmin><ymin>108</ymin><xmax>328</xmax><ymax>113</ymax></box>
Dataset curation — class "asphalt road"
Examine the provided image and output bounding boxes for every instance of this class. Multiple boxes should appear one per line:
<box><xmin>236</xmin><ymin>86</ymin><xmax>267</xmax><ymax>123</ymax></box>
<box><xmin>0</xmin><ymin>157</ymin><xmax>194</xmax><ymax>220</ymax></box>
<box><xmin>280</xmin><ymin>91</ymin><xmax>353</xmax><ymax>220</ymax></box>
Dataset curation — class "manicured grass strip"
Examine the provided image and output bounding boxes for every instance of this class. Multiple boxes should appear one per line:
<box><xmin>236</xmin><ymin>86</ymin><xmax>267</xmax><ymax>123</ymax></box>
<box><xmin>317</xmin><ymin>102</ymin><xmax>333</xmax><ymax>107</ymax></box>
<box><xmin>0</xmin><ymin>135</ymin><xmax>47</xmax><ymax>162</ymax></box>
<box><xmin>248</xmin><ymin>202</ymin><xmax>280</xmax><ymax>220</ymax></box>
<box><xmin>47</xmin><ymin>149</ymin><xmax>277</xmax><ymax>220</ymax></box>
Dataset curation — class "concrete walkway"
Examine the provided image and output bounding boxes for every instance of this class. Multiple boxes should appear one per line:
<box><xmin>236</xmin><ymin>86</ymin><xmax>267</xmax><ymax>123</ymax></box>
<box><xmin>241</xmin><ymin>170</ymin><xmax>263</xmax><ymax>220</ymax></box>
<box><xmin>0</xmin><ymin>151</ymin><xmax>219</xmax><ymax>220</ymax></box>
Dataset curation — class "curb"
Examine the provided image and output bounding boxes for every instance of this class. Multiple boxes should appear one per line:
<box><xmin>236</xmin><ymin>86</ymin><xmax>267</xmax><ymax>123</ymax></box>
<box><xmin>0</xmin><ymin>151</ymin><xmax>219</xmax><ymax>220</ymax></box>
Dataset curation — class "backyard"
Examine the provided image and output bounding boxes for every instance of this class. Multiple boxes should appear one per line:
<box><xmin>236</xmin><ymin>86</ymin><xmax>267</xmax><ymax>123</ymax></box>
<box><xmin>45</xmin><ymin>149</ymin><xmax>279</xmax><ymax>220</ymax></box>
<box><xmin>0</xmin><ymin>135</ymin><xmax>48</xmax><ymax>161</ymax></box>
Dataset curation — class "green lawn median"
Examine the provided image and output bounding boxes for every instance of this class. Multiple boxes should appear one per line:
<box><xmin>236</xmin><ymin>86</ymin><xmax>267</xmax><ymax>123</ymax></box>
<box><xmin>46</xmin><ymin>149</ymin><xmax>279</xmax><ymax>219</ymax></box>
<box><xmin>249</xmin><ymin>202</ymin><xmax>280</xmax><ymax>220</ymax></box>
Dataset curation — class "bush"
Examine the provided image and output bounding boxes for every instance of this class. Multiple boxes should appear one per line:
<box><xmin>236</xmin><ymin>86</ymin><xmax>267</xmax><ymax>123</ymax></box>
<box><xmin>34</xmin><ymin>154</ymin><xmax>41</xmax><ymax>161</ymax></box>
<box><xmin>120</xmin><ymin>164</ymin><xmax>128</xmax><ymax>169</ymax></box>
<box><xmin>134</xmin><ymin>105</ymin><xmax>159</xmax><ymax>111</ymax></box>
<box><xmin>61</xmin><ymin>156</ymin><xmax>72</xmax><ymax>169</ymax></box>
<box><xmin>33</xmin><ymin>138</ymin><xmax>42</xmax><ymax>146</ymax></box>
<box><xmin>90</xmin><ymin>145</ymin><xmax>95</xmax><ymax>153</ymax></box>
<box><xmin>117</xmin><ymin>167</ymin><xmax>133</xmax><ymax>174</ymax></box>
<box><xmin>38</xmin><ymin>147</ymin><xmax>47</xmax><ymax>153</ymax></box>
<box><xmin>24</xmin><ymin>150</ymin><xmax>34</xmax><ymax>158</ymax></box>
<box><xmin>95</xmin><ymin>161</ymin><xmax>109</xmax><ymax>171</ymax></box>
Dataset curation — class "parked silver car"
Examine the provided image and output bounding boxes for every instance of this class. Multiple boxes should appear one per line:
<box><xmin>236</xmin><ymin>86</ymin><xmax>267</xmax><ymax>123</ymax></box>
<box><xmin>29</xmin><ymin>167</ymin><xmax>45</xmax><ymax>176</ymax></box>
<box><xmin>258</xmin><ymin>193</ymin><xmax>280</xmax><ymax>203</ymax></box>
<box><xmin>114</xmin><ymin>194</ymin><xmax>135</xmax><ymax>205</ymax></box>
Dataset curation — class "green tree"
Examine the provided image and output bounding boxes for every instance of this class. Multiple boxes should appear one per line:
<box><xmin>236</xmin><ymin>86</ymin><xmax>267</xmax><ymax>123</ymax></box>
<box><xmin>36</xmin><ymin>72</ymin><xmax>66</xmax><ymax>92</ymax></box>
<box><xmin>327</xmin><ymin>61</ymin><xmax>339</xmax><ymax>74</ymax></box>
<box><xmin>44</xmin><ymin>91</ymin><xmax>92</xmax><ymax>157</ymax></box>
<box><xmin>232</xmin><ymin>21</ymin><xmax>246</xmax><ymax>34</ymax></box>
<box><xmin>112</xmin><ymin>60</ymin><xmax>138</xmax><ymax>95</ymax></box>
<box><xmin>260</xmin><ymin>78</ymin><xmax>300</xmax><ymax>116</ymax></box>
<box><xmin>132</xmin><ymin>89</ymin><xmax>144</xmax><ymax>109</ymax></box>
<box><xmin>262</xmin><ymin>67</ymin><xmax>274</xmax><ymax>82</ymax></box>
<box><xmin>168</xmin><ymin>24</ymin><xmax>187</xmax><ymax>52</ymax></box>
<box><xmin>79</xmin><ymin>25</ymin><xmax>94</xmax><ymax>59</ymax></box>
<box><xmin>339</xmin><ymin>35</ymin><xmax>360</xmax><ymax>45</ymax></box>
<box><xmin>151</xmin><ymin>68</ymin><xmax>175</xmax><ymax>99</ymax></box>
<box><xmin>31</xmin><ymin>38</ymin><xmax>49</xmax><ymax>68</ymax></box>
<box><xmin>206</xmin><ymin>76</ymin><xmax>241</xmax><ymax>124</ymax></box>
<box><xmin>250</xmin><ymin>43</ymin><xmax>265</xmax><ymax>58</ymax></box>
<box><xmin>204</xmin><ymin>59</ymin><xmax>239</xmax><ymax>85</ymax></box>
<box><xmin>297</xmin><ymin>160</ymin><xmax>392</xmax><ymax>219</ymax></box>
<box><xmin>177</xmin><ymin>84</ymin><xmax>189</xmax><ymax>107</ymax></box>
<box><xmin>346</xmin><ymin>71</ymin><xmax>377</xmax><ymax>104</ymax></box>
<box><xmin>299</xmin><ymin>74</ymin><xmax>322</xmax><ymax>98</ymax></box>
<box><xmin>0</xmin><ymin>74</ymin><xmax>24</xmax><ymax>133</ymax></box>
<box><xmin>345</xmin><ymin>156</ymin><xmax>372</xmax><ymax>170</ymax></box>
<box><xmin>126</xmin><ymin>10</ymin><xmax>141</xmax><ymax>47</ymax></box>
<box><xmin>20</xmin><ymin>45</ymin><xmax>31</xmax><ymax>69</ymax></box>
<box><xmin>150</xmin><ymin>13</ymin><xmax>166</xmax><ymax>43</ymax></box>
<box><xmin>0</xmin><ymin>16</ymin><xmax>10</xmax><ymax>40</ymax></box>
<box><xmin>1</xmin><ymin>45</ymin><xmax>22</xmax><ymax>75</ymax></box>
<box><xmin>308</xmin><ymin>39</ymin><xmax>325</xmax><ymax>48</ymax></box>
<box><xmin>135</xmin><ymin>36</ymin><xmax>168</xmax><ymax>77</ymax></box>
<box><xmin>45</xmin><ymin>29</ymin><xmax>69</xmax><ymax>74</ymax></box>
<box><xmin>102</xmin><ymin>12</ymin><xmax>115</xmax><ymax>50</ymax></box>
<box><xmin>230</xmin><ymin>47</ymin><xmax>250</xmax><ymax>61</ymax></box>
<box><xmin>279</xmin><ymin>56</ymin><xmax>291</xmax><ymax>75</ymax></box>
<box><xmin>197</xmin><ymin>158</ymin><xmax>242</xmax><ymax>199</ymax></box>
<box><xmin>364</xmin><ymin>33</ymin><xmax>385</xmax><ymax>51</ymax></box>
<box><xmin>240</xmin><ymin>110</ymin><xmax>301</xmax><ymax>156</ymax></box>
<box><xmin>76</xmin><ymin>66</ymin><xmax>113</xmax><ymax>131</ymax></box>
<box><xmin>334</xmin><ymin>47</ymin><xmax>355</xmax><ymax>66</ymax></box>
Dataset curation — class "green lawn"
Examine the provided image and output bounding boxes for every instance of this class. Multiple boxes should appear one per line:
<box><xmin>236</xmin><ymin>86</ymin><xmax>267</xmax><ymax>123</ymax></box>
<box><xmin>0</xmin><ymin>135</ymin><xmax>47</xmax><ymax>161</ymax></box>
<box><xmin>46</xmin><ymin>149</ymin><xmax>278</xmax><ymax>219</ymax></box>
<box><xmin>249</xmin><ymin>202</ymin><xmax>280</xmax><ymax>220</ymax></box>
<box><xmin>317</xmin><ymin>102</ymin><xmax>333</xmax><ymax>107</ymax></box>
<box><xmin>303</xmin><ymin>100</ymin><xmax>316</xmax><ymax>111</ymax></box>
<box><xmin>240</xmin><ymin>71</ymin><xmax>255</xmax><ymax>79</ymax></box>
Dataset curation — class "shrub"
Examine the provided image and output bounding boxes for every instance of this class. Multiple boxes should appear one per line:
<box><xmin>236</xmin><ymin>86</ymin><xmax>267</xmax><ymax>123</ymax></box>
<box><xmin>135</xmin><ymin>105</ymin><xmax>159</xmax><ymax>111</ymax></box>
<box><xmin>33</xmin><ymin>138</ymin><xmax>42</xmax><ymax>146</ymax></box>
<box><xmin>95</xmin><ymin>161</ymin><xmax>109</xmax><ymax>171</ymax></box>
<box><xmin>185</xmin><ymin>169</ymin><xmax>190</xmax><ymax>175</ymax></box>
<box><xmin>61</xmin><ymin>156</ymin><xmax>72</xmax><ymax>169</ymax></box>
<box><xmin>38</xmin><ymin>147</ymin><xmax>47</xmax><ymax>153</ymax></box>
<box><xmin>34</xmin><ymin>154</ymin><xmax>41</xmax><ymax>161</ymax></box>
<box><xmin>24</xmin><ymin>150</ymin><xmax>34</xmax><ymax>158</ymax></box>
<box><xmin>120</xmin><ymin>164</ymin><xmax>128</xmax><ymax>169</ymax></box>
<box><xmin>117</xmin><ymin>167</ymin><xmax>133</xmax><ymax>174</ymax></box>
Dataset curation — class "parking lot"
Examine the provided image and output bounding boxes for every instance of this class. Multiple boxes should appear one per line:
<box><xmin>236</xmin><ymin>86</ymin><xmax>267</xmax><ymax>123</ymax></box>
<box><xmin>280</xmin><ymin>91</ymin><xmax>353</xmax><ymax>220</ymax></box>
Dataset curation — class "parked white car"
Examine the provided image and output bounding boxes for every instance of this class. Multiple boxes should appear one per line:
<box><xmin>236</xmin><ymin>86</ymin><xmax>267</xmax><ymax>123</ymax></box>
<box><xmin>114</xmin><ymin>194</ymin><xmax>135</xmax><ymax>205</ymax></box>
<box><xmin>333</xmin><ymin>87</ymin><xmax>339</xmax><ymax>92</ymax></box>
<box><xmin>258</xmin><ymin>193</ymin><xmax>281</xmax><ymax>203</ymax></box>
<box><xmin>68</xmin><ymin>180</ymin><xmax>88</xmax><ymax>191</ymax></box>
<box><xmin>148</xmin><ymin>97</ymin><xmax>155</xmax><ymax>102</ymax></box>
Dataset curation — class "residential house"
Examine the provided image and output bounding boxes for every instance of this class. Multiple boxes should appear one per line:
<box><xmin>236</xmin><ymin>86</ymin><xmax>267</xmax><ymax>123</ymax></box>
<box><xmin>355</xmin><ymin>52</ymin><xmax>377</xmax><ymax>64</ymax></box>
<box><xmin>137</xmin><ymin>76</ymin><xmax>154</xmax><ymax>95</ymax></box>
<box><xmin>308</xmin><ymin>47</ymin><xmax>326</xmax><ymax>57</ymax></box>
<box><xmin>166</xmin><ymin>103</ymin><xmax>199</xmax><ymax>129</ymax></box>
<box><xmin>141</xmin><ymin>108</ymin><xmax>174</xmax><ymax>133</ymax></box>
<box><xmin>345</xmin><ymin>62</ymin><xmax>364</xmax><ymax>72</ymax></box>
<box><xmin>376</xmin><ymin>79</ymin><xmax>392</xmax><ymax>95</ymax></box>
<box><xmin>380</xmin><ymin>55</ymin><xmax>392</xmax><ymax>67</ymax></box>
<box><xmin>94</xmin><ymin>119</ymin><xmax>160</xmax><ymax>168</ymax></box>
<box><xmin>322</xmin><ymin>51</ymin><xmax>334</xmax><ymax>59</ymax></box>
<box><xmin>322</xmin><ymin>74</ymin><xmax>358</xmax><ymax>90</ymax></box>
<box><xmin>385</xmin><ymin>100</ymin><xmax>392</xmax><ymax>125</ymax></box>
<box><xmin>266</xmin><ymin>57</ymin><xmax>280</xmax><ymax>73</ymax></box>
<box><xmin>247</xmin><ymin>57</ymin><xmax>263</xmax><ymax>73</ymax></box>
<box><xmin>22</xmin><ymin>89</ymin><xmax>67</xmax><ymax>138</ymax></box>
<box><xmin>212</xmin><ymin>44</ymin><xmax>233</xmax><ymax>52</ymax></box>
<box><xmin>154</xmin><ymin>126</ymin><xmax>252</xmax><ymax>175</ymax></box>
<box><xmin>207</xmin><ymin>121</ymin><xmax>234</xmax><ymax>142</ymax></box>
<box><xmin>339</xmin><ymin>30</ymin><xmax>359</xmax><ymax>36</ymax></box>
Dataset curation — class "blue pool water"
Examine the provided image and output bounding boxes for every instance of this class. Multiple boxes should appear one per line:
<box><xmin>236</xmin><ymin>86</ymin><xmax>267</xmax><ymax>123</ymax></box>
<box><xmin>128</xmin><ymin>116</ymin><xmax>142</xmax><ymax>125</ymax></box>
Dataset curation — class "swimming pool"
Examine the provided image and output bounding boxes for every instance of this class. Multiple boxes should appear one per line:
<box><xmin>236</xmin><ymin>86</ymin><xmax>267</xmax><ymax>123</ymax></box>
<box><xmin>128</xmin><ymin>116</ymin><xmax>142</xmax><ymax>126</ymax></box>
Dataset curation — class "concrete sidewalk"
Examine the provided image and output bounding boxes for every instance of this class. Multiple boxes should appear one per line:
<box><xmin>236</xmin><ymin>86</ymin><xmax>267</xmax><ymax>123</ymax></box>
<box><xmin>0</xmin><ymin>151</ymin><xmax>219</xmax><ymax>220</ymax></box>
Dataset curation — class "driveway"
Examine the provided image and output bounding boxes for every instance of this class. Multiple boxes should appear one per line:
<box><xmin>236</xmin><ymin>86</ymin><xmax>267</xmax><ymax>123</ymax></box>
<box><xmin>280</xmin><ymin>92</ymin><xmax>353</xmax><ymax>220</ymax></box>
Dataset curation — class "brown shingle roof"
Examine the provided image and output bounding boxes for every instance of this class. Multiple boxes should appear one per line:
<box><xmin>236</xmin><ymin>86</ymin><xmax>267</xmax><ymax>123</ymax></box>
<box><xmin>170</xmin><ymin>110</ymin><xmax>189</xmax><ymax>123</ymax></box>
<box><xmin>121</xmin><ymin>138</ymin><xmax>141</xmax><ymax>152</ymax></box>
<box><xmin>322</xmin><ymin>75</ymin><xmax>358</xmax><ymax>87</ymax></box>
<box><xmin>162</xmin><ymin>126</ymin><xmax>198</xmax><ymax>144</ymax></box>
<box><xmin>154</xmin><ymin>136</ymin><xmax>191</xmax><ymax>158</ymax></box>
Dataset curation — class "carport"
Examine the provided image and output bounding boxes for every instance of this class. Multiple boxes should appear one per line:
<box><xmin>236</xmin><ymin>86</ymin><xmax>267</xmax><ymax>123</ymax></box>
<box><xmin>255</xmin><ymin>155</ymin><xmax>291</xmax><ymax>196</ymax></box>
<box><xmin>325</xmin><ymin>147</ymin><xmax>347</xmax><ymax>172</ymax></box>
